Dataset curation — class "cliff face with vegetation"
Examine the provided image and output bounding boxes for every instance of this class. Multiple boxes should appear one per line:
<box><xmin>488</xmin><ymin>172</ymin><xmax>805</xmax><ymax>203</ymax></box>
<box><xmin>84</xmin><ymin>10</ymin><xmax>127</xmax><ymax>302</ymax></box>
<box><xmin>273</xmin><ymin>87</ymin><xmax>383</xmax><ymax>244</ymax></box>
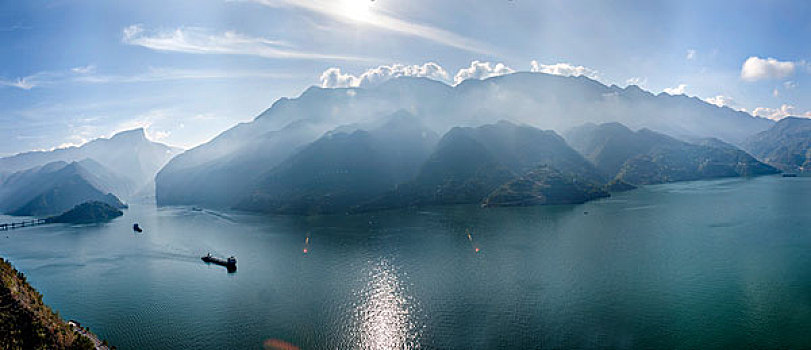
<box><xmin>744</xmin><ymin>117</ymin><xmax>811</xmax><ymax>173</ymax></box>
<box><xmin>0</xmin><ymin>257</ymin><xmax>95</xmax><ymax>350</ymax></box>
<box><xmin>482</xmin><ymin>166</ymin><xmax>609</xmax><ymax>207</ymax></box>
<box><xmin>565</xmin><ymin>122</ymin><xmax>779</xmax><ymax>185</ymax></box>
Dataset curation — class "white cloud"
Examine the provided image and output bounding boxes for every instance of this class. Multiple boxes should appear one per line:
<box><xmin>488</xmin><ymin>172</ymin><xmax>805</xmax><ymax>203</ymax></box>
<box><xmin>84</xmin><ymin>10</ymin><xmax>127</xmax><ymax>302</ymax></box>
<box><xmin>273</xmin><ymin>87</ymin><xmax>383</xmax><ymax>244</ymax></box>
<box><xmin>626</xmin><ymin>77</ymin><xmax>647</xmax><ymax>87</ymax></box>
<box><xmin>663</xmin><ymin>84</ymin><xmax>687</xmax><ymax>95</ymax></box>
<box><xmin>740</xmin><ymin>56</ymin><xmax>796</xmax><ymax>81</ymax></box>
<box><xmin>686</xmin><ymin>49</ymin><xmax>696</xmax><ymax>60</ymax></box>
<box><xmin>751</xmin><ymin>104</ymin><xmax>807</xmax><ymax>120</ymax></box>
<box><xmin>704</xmin><ymin>95</ymin><xmax>736</xmax><ymax>108</ymax></box>
<box><xmin>319</xmin><ymin>67</ymin><xmax>359</xmax><ymax>88</ymax></box>
<box><xmin>0</xmin><ymin>70</ymin><xmax>65</xmax><ymax>90</ymax></box>
<box><xmin>76</xmin><ymin>67</ymin><xmax>293</xmax><ymax>84</ymax></box>
<box><xmin>320</xmin><ymin>60</ymin><xmax>600</xmax><ymax>88</ymax></box>
<box><xmin>152</xmin><ymin>130</ymin><xmax>172</xmax><ymax>141</ymax></box>
<box><xmin>783</xmin><ymin>80</ymin><xmax>797</xmax><ymax>89</ymax></box>
<box><xmin>357</xmin><ymin>62</ymin><xmax>450</xmax><ymax>87</ymax></box>
<box><xmin>320</xmin><ymin>62</ymin><xmax>451</xmax><ymax>88</ymax></box>
<box><xmin>0</xmin><ymin>76</ymin><xmax>38</xmax><ymax>90</ymax></box>
<box><xmin>122</xmin><ymin>24</ymin><xmax>369</xmax><ymax>61</ymax></box>
<box><xmin>772</xmin><ymin>88</ymin><xmax>779</xmax><ymax>97</ymax></box>
<box><xmin>239</xmin><ymin>0</ymin><xmax>495</xmax><ymax>55</ymax></box>
<box><xmin>529</xmin><ymin>61</ymin><xmax>599</xmax><ymax>80</ymax></box>
<box><xmin>71</xmin><ymin>65</ymin><xmax>96</xmax><ymax>74</ymax></box>
<box><xmin>453</xmin><ymin>60</ymin><xmax>514</xmax><ymax>85</ymax></box>
<box><xmin>703</xmin><ymin>95</ymin><xmax>750</xmax><ymax>113</ymax></box>
<box><xmin>320</xmin><ymin>61</ymin><xmax>518</xmax><ymax>88</ymax></box>
<box><xmin>2</xmin><ymin>65</ymin><xmax>294</xmax><ymax>90</ymax></box>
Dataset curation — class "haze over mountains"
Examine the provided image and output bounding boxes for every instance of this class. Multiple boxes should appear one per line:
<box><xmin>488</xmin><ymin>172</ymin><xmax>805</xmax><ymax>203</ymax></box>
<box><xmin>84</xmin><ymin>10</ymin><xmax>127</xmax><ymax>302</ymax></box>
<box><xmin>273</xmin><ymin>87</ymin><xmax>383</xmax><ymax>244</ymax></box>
<box><xmin>0</xmin><ymin>160</ymin><xmax>127</xmax><ymax>216</ymax></box>
<box><xmin>152</xmin><ymin>72</ymin><xmax>796</xmax><ymax>215</ymax></box>
<box><xmin>565</xmin><ymin>123</ymin><xmax>779</xmax><ymax>184</ymax></box>
<box><xmin>156</xmin><ymin>72</ymin><xmax>783</xmax><ymax>212</ymax></box>
<box><xmin>0</xmin><ymin>128</ymin><xmax>180</xmax><ymax>199</ymax></box>
<box><xmin>0</xmin><ymin>128</ymin><xmax>180</xmax><ymax>216</ymax></box>
<box><xmin>743</xmin><ymin>117</ymin><xmax>811</xmax><ymax>173</ymax></box>
<box><xmin>1</xmin><ymin>72</ymin><xmax>806</xmax><ymax>217</ymax></box>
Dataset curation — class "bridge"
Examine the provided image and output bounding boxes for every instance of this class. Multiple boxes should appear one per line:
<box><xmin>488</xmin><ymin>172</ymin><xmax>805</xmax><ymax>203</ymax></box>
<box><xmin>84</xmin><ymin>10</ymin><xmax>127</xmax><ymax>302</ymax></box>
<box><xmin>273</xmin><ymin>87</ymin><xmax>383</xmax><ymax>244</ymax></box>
<box><xmin>0</xmin><ymin>219</ymin><xmax>47</xmax><ymax>231</ymax></box>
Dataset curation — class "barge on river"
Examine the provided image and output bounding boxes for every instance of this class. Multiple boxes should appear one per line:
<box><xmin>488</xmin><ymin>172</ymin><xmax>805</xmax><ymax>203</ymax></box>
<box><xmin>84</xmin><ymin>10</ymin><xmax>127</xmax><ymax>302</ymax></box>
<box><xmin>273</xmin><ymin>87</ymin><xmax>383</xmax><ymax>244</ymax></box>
<box><xmin>202</xmin><ymin>253</ymin><xmax>237</xmax><ymax>272</ymax></box>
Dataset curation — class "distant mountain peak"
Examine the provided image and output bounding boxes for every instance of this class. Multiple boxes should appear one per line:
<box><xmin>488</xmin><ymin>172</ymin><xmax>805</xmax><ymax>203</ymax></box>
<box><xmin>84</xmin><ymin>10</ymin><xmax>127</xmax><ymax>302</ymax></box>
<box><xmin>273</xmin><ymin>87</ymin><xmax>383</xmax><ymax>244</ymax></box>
<box><xmin>775</xmin><ymin>116</ymin><xmax>810</xmax><ymax>127</ymax></box>
<box><xmin>743</xmin><ymin>116</ymin><xmax>810</xmax><ymax>172</ymax></box>
<box><xmin>109</xmin><ymin>128</ymin><xmax>147</xmax><ymax>141</ymax></box>
<box><xmin>622</xmin><ymin>84</ymin><xmax>652</xmax><ymax>97</ymax></box>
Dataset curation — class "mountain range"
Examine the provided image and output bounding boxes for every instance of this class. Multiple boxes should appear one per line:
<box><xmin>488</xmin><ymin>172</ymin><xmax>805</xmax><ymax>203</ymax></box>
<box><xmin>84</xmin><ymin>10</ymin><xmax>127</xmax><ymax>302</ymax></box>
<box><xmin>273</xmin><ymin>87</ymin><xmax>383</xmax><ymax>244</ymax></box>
<box><xmin>0</xmin><ymin>160</ymin><xmax>127</xmax><ymax>216</ymax></box>
<box><xmin>2</xmin><ymin>73</ymin><xmax>803</xmax><ymax>217</ymax></box>
<box><xmin>0</xmin><ymin>128</ymin><xmax>181</xmax><ymax>200</ymax></box>
<box><xmin>157</xmin><ymin>72</ymin><xmax>778</xmax><ymax>212</ymax></box>
<box><xmin>228</xmin><ymin>117</ymin><xmax>777</xmax><ymax>215</ymax></box>
<box><xmin>743</xmin><ymin>117</ymin><xmax>811</xmax><ymax>173</ymax></box>
<box><xmin>565</xmin><ymin>122</ymin><xmax>779</xmax><ymax>184</ymax></box>
<box><xmin>0</xmin><ymin>128</ymin><xmax>179</xmax><ymax>216</ymax></box>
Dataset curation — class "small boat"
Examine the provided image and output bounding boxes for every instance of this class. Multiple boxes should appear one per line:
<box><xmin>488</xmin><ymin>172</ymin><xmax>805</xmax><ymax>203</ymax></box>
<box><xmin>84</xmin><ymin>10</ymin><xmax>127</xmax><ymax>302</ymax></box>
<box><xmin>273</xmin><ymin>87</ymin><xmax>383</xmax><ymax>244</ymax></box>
<box><xmin>202</xmin><ymin>253</ymin><xmax>237</xmax><ymax>272</ymax></box>
<box><xmin>191</xmin><ymin>207</ymin><xmax>203</xmax><ymax>212</ymax></box>
<box><xmin>133</xmin><ymin>223</ymin><xmax>142</xmax><ymax>232</ymax></box>
<box><xmin>782</xmin><ymin>173</ymin><xmax>798</xmax><ymax>177</ymax></box>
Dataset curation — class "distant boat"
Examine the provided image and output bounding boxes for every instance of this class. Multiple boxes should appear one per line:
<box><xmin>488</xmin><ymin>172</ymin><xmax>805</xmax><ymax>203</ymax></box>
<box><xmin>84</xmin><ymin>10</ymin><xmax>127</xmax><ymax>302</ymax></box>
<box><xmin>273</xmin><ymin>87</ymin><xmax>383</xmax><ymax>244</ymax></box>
<box><xmin>202</xmin><ymin>253</ymin><xmax>237</xmax><ymax>272</ymax></box>
<box><xmin>133</xmin><ymin>223</ymin><xmax>142</xmax><ymax>232</ymax></box>
<box><xmin>191</xmin><ymin>207</ymin><xmax>203</xmax><ymax>212</ymax></box>
<box><xmin>782</xmin><ymin>173</ymin><xmax>798</xmax><ymax>177</ymax></box>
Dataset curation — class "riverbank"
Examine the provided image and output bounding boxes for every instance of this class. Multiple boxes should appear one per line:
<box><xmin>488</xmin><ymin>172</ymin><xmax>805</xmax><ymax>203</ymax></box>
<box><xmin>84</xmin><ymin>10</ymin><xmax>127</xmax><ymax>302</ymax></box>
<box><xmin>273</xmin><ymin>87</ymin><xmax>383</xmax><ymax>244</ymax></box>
<box><xmin>0</xmin><ymin>256</ymin><xmax>106</xmax><ymax>349</ymax></box>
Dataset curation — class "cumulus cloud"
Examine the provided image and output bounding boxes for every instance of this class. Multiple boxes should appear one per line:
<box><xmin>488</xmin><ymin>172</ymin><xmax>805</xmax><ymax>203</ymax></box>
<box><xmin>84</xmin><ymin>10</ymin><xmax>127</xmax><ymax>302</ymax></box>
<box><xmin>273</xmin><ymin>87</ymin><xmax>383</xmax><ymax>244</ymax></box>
<box><xmin>702</xmin><ymin>94</ymin><xmax>751</xmax><ymax>113</ymax></box>
<box><xmin>122</xmin><ymin>24</ymin><xmax>368</xmax><ymax>61</ymax></box>
<box><xmin>686</xmin><ymin>49</ymin><xmax>696</xmax><ymax>60</ymax></box>
<box><xmin>453</xmin><ymin>61</ymin><xmax>514</xmax><ymax>85</ymax></box>
<box><xmin>704</xmin><ymin>95</ymin><xmax>736</xmax><ymax>108</ymax></box>
<box><xmin>319</xmin><ymin>67</ymin><xmax>359</xmax><ymax>88</ymax></box>
<box><xmin>319</xmin><ymin>62</ymin><xmax>451</xmax><ymax>88</ymax></box>
<box><xmin>358</xmin><ymin>62</ymin><xmax>450</xmax><ymax>87</ymax></box>
<box><xmin>751</xmin><ymin>104</ymin><xmax>809</xmax><ymax>120</ymax></box>
<box><xmin>663</xmin><ymin>84</ymin><xmax>687</xmax><ymax>95</ymax></box>
<box><xmin>319</xmin><ymin>61</ymin><xmax>520</xmax><ymax>88</ymax></box>
<box><xmin>783</xmin><ymin>80</ymin><xmax>797</xmax><ymax>89</ymax></box>
<box><xmin>530</xmin><ymin>61</ymin><xmax>599</xmax><ymax>79</ymax></box>
<box><xmin>740</xmin><ymin>56</ymin><xmax>796</xmax><ymax>81</ymax></box>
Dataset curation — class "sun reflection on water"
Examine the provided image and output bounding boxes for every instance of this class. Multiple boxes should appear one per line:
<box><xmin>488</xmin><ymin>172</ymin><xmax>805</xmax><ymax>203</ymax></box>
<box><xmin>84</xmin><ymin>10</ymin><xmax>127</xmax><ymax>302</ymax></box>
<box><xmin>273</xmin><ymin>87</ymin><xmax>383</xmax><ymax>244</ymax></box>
<box><xmin>350</xmin><ymin>258</ymin><xmax>422</xmax><ymax>350</ymax></box>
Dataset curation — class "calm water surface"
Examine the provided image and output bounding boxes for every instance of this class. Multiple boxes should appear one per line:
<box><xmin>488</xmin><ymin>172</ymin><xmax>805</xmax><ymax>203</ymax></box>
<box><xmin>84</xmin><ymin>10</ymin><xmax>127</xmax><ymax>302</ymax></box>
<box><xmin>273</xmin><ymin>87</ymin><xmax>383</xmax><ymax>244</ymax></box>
<box><xmin>0</xmin><ymin>175</ymin><xmax>809</xmax><ymax>349</ymax></box>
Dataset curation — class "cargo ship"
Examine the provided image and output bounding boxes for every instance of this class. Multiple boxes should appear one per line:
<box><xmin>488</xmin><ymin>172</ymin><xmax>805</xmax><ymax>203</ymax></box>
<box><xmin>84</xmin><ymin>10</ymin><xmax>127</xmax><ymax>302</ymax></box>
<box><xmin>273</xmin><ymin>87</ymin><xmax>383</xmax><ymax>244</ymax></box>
<box><xmin>202</xmin><ymin>253</ymin><xmax>237</xmax><ymax>272</ymax></box>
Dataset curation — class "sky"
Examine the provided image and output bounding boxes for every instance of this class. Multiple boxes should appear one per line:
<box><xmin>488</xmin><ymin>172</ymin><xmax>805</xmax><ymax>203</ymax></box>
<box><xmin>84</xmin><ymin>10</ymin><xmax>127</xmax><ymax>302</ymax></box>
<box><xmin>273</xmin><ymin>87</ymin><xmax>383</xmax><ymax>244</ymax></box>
<box><xmin>1</xmin><ymin>0</ymin><xmax>810</xmax><ymax>156</ymax></box>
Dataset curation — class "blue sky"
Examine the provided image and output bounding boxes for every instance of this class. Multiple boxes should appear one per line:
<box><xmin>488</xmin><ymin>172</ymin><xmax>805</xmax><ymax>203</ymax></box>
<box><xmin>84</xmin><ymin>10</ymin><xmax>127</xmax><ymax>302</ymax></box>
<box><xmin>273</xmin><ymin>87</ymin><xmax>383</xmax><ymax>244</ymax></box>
<box><xmin>1</xmin><ymin>0</ymin><xmax>809</xmax><ymax>155</ymax></box>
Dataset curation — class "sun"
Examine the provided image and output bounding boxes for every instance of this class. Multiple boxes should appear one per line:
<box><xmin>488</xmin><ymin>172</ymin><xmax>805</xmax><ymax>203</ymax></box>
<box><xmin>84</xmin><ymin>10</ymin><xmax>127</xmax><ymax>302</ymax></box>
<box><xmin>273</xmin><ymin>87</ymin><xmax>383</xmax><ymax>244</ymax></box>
<box><xmin>339</xmin><ymin>0</ymin><xmax>374</xmax><ymax>22</ymax></box>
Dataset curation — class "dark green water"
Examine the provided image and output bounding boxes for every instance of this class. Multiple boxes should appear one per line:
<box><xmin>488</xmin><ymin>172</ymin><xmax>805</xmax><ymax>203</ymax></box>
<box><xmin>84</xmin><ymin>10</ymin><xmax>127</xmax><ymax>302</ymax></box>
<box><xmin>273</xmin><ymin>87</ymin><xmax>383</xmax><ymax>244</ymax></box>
<box><xmin>1</xmin><ymin>175</ymin><xmax>809</xmax><ymax>349</ymax></box>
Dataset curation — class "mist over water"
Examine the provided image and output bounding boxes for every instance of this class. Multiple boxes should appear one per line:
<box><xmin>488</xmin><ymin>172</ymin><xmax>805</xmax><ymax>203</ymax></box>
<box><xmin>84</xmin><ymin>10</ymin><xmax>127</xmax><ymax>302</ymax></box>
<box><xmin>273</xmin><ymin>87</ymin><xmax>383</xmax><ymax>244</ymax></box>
<box><xmin>0</xmin><ymin>175</ymin><xmax>808</xmax><ymax>349</ymax></box>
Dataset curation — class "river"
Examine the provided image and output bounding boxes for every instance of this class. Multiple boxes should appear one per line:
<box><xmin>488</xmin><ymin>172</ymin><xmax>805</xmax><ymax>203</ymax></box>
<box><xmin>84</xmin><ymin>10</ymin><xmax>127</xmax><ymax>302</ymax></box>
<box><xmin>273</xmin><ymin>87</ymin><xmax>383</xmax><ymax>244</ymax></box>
<box><xmin>1</xmin><ymin>175</ymin><xmax>808</xmax><ymax>349</ymax></box>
